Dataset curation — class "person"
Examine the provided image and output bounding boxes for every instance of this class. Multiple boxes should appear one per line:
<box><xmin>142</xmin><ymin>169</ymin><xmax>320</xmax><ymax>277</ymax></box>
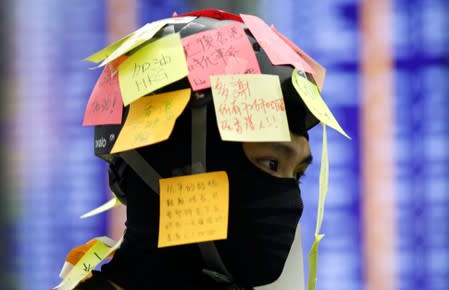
<box><xmin>66</xmin><ymin>8</ymin><xmax>327</xmax><ymax>290</ymax></box>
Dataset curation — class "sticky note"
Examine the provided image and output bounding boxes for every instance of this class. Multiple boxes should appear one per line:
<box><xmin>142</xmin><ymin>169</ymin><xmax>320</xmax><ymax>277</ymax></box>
<box><xmin>110</xmin><ymin>88</ymin><xmax>191</xmax><ymax>154</ymax></box>
<box><xmin>84</xmin><ymin>35</ymin><xmax>131</xmax><ymax>63</ymax></box>
<box><xmin>99</xmin><ymin>22</ymin><xmax>167</xmax><ymax>67</ymax></box>
<box><xmin>158</xmin><ymin>171</ymin><xmax>229</xmax><ymax>247</ymax></box>
<box><xmin>210</xmin><ymin>74</ymin><xmax>290</xmax><ymax>142</ymax></box>
<box><xmin>306</xmin><ymin>234</ymin><xmax>325</xmax><ymax>290</ymax></box>
<box><xmin>182</xmin><ymin>22</ymin><xmax>260</xmax><ymax>91</ymax></box>
<box><xmin>99</xmin><ymin>16</ymin><xmax>196</xmax><ymax>67</ymax></box>
<box><xmin>118</xmin><ymin>33</ymin><xmax>189</xmax><ymax>105</ymax></box>
<box><xmin>241</xmin><ymin>14</ymin><xmax>313</xmax><ymax>73</ymax></box>
<box><xmin>56</xmin><ymin>237</ymin><xmax>122</xmax><ymax>290</ymax></box>
<box><xmin>82</xmin><ymin>57</ymin><xmax>126</xmax><ymax>126</ymax></box>
<box><xmin>272</xmin><ymin>27</ymin><xmax>326</xmax><ymax>90</ymax></box>
<box><xmin>291</xmin><ymin>69</ymin><xmax>350</xmax><ymax>139</ymax></box>
<box><xmin>80</xmin><ymin>197</ymin><xmax>121</xmax><ymax>219</ymax></box>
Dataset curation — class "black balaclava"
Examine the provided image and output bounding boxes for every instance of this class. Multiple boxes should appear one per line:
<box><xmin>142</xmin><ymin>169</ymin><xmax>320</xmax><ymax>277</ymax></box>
<box><xmin>100</xmin><ymin>13</ymin><xmax>318</xmax><ymax>289</ymax></box>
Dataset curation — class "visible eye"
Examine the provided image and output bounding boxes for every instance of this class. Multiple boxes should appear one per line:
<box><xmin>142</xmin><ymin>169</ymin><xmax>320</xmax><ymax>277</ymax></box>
<box><xmin>257</xmin><ymin>159</ymin><xmax>279</xmax><ymax>172</ymax></box>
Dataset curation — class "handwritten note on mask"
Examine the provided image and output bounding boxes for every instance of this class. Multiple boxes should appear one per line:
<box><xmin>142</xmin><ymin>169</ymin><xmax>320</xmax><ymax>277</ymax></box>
<box><xmin>118</xmin><ymin>33</ymin><xmax>188</xmax><ymax>106</ymax></box>
<box><xmin>83</xmin><ymin>57</ymin><xmax>126</xmax><ymax>126</ymax></box>
<box><xmin>291</xmin><ymin>69</ymin><xmax>350</xmax><ymax>139</ymax></box>
<box><xmin>110</xmin><ymin>88</ymin><xmax>190</xmax><ymax>153</ymax></box>
<box><xmin>210</xmin><ymin>74</ymin><xmax>290</xmax><ymax>142</ymax></box>
<box><xmin>183</xmin><ymin>22</ymin><xmax>260</xmax><ymax>91</ymax></box>
<box><xmin>158</xmin><ymin>171</ymin><xmax>229</xmax><ymax>247</ymax></box>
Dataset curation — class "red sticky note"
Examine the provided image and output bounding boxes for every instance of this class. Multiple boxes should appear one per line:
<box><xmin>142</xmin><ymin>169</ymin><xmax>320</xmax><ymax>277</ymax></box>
<box><xmin>182</xmin><ymin>22</ymin><xmax>260</xmax><ymax>91</ymax></box>
<box><xmin>82</xmin><ymin>57</ymin><xmax>126</xmax><ymax>126</ymax></box>
<box><xmin>240</xmin><ymin>14</ymin><xmax>314</xmax><ymax>73</ymax></box>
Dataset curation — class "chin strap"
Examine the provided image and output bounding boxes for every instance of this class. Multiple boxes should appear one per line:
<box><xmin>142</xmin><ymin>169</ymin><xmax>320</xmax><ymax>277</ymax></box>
<box><xmin>191</xmin><ymin>102</ymin><xmax>235</xmax><ymax>284</ymax></box>
<box><xmin>115</xmin><ymin>94</ymin><xmax>234</xmax><ymax>284</ymax></box>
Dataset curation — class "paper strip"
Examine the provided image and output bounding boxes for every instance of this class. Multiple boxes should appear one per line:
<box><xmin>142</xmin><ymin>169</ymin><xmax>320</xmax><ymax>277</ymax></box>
<box><xmin>80</xmin><ymin>197</ymin><xmax>121</xmax><ymax>219</ymax></box>
<box><xmin>306</xmin><ymin>234</ymin><xmax>325</xmax><ymax>290</ymax></box>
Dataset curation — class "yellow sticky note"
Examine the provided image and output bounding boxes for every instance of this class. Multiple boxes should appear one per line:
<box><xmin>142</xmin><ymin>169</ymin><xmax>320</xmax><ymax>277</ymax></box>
<box><xmin>210</xmin><ymin>74</ymin><xmax>290</xmax><ymax>142</ymax></box>
<box><xmin>98</xmin><ymin>16</ymin><xmax>196</xmax><ymax>67</ymax></box>
<box><xmin>291</xmin><ymin>69</ymin><xmax>350</xmax><ymax>139</ymax></box>
<box><xmin>306</xmin><ymin>234</ymin><xmax>325</xmax><ymax>290</ymax></box>
<box><xmin>80</xmin><ymin>197</ymin><xmax>121</xmax><ymax>219</ymax></box>
<box><xmin>118</xmin><ymin>33</ymin><xmax>189</xmax><ymax>105</ymax></box>
<box><xmin>84</xmin><ymin>35</ymin><xmax>132</xmax><ymax>63</ymax></box>
<box><xmin>158</xmin><ymin>171</ymin><xmax>229</xmax><ymax>248</ymax></box>
<box><xmin>111</xmin><ymin>88</ymin><xmax>190</xmax><ymax>154</ymax></box>
<box><xmin>99</xmin><ymin>21</ymin><xmax>167</xmax><ymax>67</ymax></box>
<box><xmin>57</xmin><ymin>238</ymin><xmax>122</xmax><ymax>290</ymax></box>
<box><xmin>315</xmin><ymin>124</ymin><xmax>329</xmax><ymax>235</ymax></box>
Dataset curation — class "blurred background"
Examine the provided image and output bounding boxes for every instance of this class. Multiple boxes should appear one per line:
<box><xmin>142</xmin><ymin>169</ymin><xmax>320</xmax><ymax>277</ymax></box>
<box><xmin>0</xmin><ymin>0</ymin><xmax>448</xmax><ymax>289</ymax></box>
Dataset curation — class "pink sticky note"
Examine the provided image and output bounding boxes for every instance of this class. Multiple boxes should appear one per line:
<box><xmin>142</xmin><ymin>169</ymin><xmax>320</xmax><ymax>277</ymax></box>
<box><xmin>82</xmin><ymin>57</ymin><xmax>126</xmax><ymax>126</ymax></box>
<box><xmin>240</xmin><ymin>14</ymin><xmax>314</xmax><ymax>74</ymax></box>
<box><xmin>182</xmin><ymin>22</ymin><xmax>260</xmax><ymax>91</ymax></box>
<box><xmin>272</xmin><ymin>26</ymin><xmax>325</xmax><ymax>87</ymax></box>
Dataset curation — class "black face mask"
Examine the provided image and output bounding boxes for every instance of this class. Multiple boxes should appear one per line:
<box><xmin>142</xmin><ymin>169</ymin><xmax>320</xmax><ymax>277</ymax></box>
<box><xmin>209</xmin><ymin>142</ymin><xmax>303</xmax><ymax>287</ymax></box>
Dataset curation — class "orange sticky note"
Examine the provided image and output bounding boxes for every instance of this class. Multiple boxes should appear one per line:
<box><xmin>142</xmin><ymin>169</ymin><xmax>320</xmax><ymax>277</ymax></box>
<box><xmin>110</xmin><ymin>88</ymin><xmax>191</xmax><ymax>153</ymax></box>
<box><xmin>56</xmin><ymin>237</ymin><xmax>122</xmax><ymax>290</ymax></box>
<box><xmin>241</xmin><ymin>14</ymin><xmax>314</xmax><ymax>73</ymax></box>
<box><xmin>182</xmin><ymin>22</ymin><xmax>260</xmax><ymax>91</ymax></box>
<box><xmin>158</xmin><ymin>171</ymin><xmax>229</xmax><ymax>247</ymax></box>
<box><xmin>210</xmin><ymin>74</ymin><xmax>291</xmax><ymax>142</ymax></box>
<box><xmin>82</xmin><ymin>57</ymin><xmax>126</xmax><ymax>126</ymax></box>
<box><xmin>118</xmin><ymin>33</ymin><xmax>188</xmax><ymax>106</ymax></box>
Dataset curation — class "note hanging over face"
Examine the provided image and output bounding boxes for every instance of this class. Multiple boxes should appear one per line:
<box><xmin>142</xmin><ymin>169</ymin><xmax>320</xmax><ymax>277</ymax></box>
<box><xmin>291</xmin><ymin>70</ymin><xmax>350</xmax><ymax>139</ymax></box>
<box><xmin>110</xmin><ymin>88</ymin><xmax>191</xmax><ymax>154</ymax></box>
<box><xmin>118</xmin><ymin>33</ymin><xmax>189</xmax><ymax>106</ymax></box>
<box><xmin>182</xmin><ymin>22</ymin><xmax>260</xmax><ymax>91</ymax></box>
<box><xmin>82</xmin><ymin>57</ymin><xmax>126</xmax><ymax>126</ymax></box>
<box><xmin>158</xmin><ymin>171</ymin><xmax>229</xmax><ymax>248</ymax></box>
<box><xmin>210</xmin><ymin>74</ymin><xmax>291</xmax><ymax>142</ymax></box>
<box><xmin>241</xmin><ymin>14</ymin><xmax>314</xmax><ymax>74</ymax></box>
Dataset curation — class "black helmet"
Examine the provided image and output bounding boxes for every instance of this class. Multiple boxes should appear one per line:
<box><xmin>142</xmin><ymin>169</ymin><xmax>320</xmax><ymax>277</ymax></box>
<box><xmin>82</xmin><ymin>9</ymin><xmax>327</xmax><ymax>288</ymax></box>
<box><xmin>91</xmin><ymin>9</ymin><xmax>321</xmax><ymax>164</ymax></box>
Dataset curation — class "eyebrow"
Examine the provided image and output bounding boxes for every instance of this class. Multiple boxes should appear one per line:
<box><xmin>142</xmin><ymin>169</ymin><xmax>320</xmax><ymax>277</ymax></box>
<box><xmin>269</xmin><ymin>143</ymin><xmax>313</xmax><ymax>166</ymax></box>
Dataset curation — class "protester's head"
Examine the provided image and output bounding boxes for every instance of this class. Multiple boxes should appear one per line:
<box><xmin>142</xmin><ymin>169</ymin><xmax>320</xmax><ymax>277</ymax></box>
<box><xmin>88</xmin><ymin>9</ymin><xmax>324</xmax><ymax>287</ymax></box>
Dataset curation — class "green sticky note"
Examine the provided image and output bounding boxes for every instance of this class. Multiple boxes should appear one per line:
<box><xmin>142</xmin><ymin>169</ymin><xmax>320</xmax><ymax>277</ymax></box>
<box><xmin>292</xmin><ymin>69</ymin><xmax>350</xmax><ymax>139</ymax></box>
<box><xmin>118</xmin><ymin>33</ymin><xmax>188</xmax><ymax>106</ymax></box>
